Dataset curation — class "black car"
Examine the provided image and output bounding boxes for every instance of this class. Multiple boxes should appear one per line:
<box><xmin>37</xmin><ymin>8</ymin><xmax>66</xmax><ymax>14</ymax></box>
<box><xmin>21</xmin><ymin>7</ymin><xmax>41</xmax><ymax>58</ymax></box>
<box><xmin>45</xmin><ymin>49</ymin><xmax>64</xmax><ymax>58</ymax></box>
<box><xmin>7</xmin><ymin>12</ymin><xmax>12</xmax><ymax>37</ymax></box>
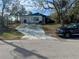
<box><xmin>56</xmin><ymin>23</ymin><xmax>79</xmax><ymax>38</ymax></box>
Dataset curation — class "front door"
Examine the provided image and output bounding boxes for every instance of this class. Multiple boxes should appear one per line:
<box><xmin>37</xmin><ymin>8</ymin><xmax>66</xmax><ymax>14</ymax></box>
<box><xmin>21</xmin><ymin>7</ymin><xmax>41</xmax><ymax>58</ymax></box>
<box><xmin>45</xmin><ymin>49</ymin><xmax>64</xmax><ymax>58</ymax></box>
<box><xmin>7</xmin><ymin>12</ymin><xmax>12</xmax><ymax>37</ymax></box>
<box><xmin>24</xmin><ymin>19</ymin><xmax>27</xmax><ymax>23</ymax></box>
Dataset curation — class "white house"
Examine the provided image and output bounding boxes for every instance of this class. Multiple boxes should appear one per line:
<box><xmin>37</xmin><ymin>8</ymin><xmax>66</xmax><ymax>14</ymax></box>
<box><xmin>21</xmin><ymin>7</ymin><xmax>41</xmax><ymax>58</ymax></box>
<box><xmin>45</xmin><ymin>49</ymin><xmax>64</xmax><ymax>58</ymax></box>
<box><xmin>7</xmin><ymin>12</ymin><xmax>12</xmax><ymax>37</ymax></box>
<box><xmin>20</xmin><ymin>13</ymin><xmax>46</xmax><ymax>24</ymax></box>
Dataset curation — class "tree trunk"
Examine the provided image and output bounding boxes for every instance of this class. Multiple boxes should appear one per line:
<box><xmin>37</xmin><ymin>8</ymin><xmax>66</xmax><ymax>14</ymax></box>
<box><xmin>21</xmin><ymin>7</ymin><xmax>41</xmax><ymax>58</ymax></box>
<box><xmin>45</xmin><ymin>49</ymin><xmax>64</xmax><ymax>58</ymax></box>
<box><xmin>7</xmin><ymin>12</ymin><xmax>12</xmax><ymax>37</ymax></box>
<box><xmin>0</xmin><ymin>4</ymin><xmax>6</xmax><ymax>32</ymax></box>
<box><xmin>1</xmin><ymin>4</ymin><xmax>5</xmax><ymax>27</ymax></box>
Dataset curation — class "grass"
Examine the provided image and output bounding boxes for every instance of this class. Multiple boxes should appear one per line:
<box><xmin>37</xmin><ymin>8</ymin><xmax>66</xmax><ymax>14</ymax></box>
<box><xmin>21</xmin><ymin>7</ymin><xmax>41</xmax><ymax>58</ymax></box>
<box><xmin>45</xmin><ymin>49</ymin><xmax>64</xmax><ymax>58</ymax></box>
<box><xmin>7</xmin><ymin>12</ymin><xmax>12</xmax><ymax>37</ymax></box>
<box><xmin>42</xmin><ymin>24</ymin><xmax>61</xmax><ymax>37</ymax></box>
<box><xmin>0</xmin><ymin>24</ymin><xmax>23</xmax><ymax>40</ymax></box>
<box><xmin>0</xmin><ymin>30</ymin><xmax>23</xmax><ymax>40</ymax></box>
<box><xmin>0</xmin><ymin>23</ymin><xmax>61</xmax><ymax>40</ymax></box>
<box><xmin>42</xmin><ymin>24</ymin><xmax>61</xmax><ymax>30</ymax></box>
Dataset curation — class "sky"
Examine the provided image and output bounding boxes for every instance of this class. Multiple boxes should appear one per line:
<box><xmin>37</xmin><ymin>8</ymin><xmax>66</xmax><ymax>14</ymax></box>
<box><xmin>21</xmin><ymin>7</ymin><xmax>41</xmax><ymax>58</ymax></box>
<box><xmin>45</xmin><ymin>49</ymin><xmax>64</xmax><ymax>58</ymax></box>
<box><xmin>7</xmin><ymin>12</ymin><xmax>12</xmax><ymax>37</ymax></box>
<box><xmin>0</xmin><ymin>0</ymin><xmax>54</xmax><ymax>16</ymax></box>
<box><xmin>19</xmin><ymin>0</ymin><xmax>74</xmax><ymax>16</ymax></box>
<box><xmin>0</xmin><ymin>0</ymin><xmax>2</xmax><ymax>10</ymax></box>
<box><xmin>0</xmin><ymin>0</ymin><xmax>74</xmax><ymax>16</ymax></box>
<box><xmin>19</xmin><ymin>0</ymin><xmax>53</xmax><ymax>16</ymax></box>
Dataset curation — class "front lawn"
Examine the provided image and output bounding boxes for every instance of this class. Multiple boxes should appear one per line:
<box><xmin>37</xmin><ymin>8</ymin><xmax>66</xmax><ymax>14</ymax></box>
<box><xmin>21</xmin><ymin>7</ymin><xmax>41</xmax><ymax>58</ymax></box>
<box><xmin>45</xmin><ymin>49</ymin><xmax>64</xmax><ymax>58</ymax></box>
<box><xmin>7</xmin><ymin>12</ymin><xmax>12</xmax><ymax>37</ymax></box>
<box><xmin>42</xmin><ymin>24</ymin><xmax>61</xmax><ymax>37</ymax></box>
<box><xmin>0</xmin><ymin>25</ymin><xmax>23</xmax><ymax>40</ymax></box>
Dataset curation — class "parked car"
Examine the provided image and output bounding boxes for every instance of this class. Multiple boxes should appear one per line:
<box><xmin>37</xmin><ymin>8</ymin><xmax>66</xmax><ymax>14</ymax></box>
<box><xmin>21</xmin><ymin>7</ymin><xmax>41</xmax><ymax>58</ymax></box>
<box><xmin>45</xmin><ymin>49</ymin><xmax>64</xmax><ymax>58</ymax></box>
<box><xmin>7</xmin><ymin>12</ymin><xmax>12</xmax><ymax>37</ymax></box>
<box><xmin>56</xmin><ymin>23</ymin><xmax>79</xmax><ymax>38</ymax></box>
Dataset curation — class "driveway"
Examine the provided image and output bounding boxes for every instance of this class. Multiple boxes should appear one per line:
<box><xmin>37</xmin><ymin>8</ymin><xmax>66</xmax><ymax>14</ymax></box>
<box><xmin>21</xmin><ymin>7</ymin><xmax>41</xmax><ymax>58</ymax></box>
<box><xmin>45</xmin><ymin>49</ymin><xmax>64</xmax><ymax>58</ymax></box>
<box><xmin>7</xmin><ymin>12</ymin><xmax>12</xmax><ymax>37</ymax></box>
<box><xmin>16</xmin><ymin>24</ymin><xmax>56</xmax><ymax>40</ymax></box>
<box><xmin>0</xmin><ymin>39</ymin><xmax>79</xmax><ymax>59</ymax></box>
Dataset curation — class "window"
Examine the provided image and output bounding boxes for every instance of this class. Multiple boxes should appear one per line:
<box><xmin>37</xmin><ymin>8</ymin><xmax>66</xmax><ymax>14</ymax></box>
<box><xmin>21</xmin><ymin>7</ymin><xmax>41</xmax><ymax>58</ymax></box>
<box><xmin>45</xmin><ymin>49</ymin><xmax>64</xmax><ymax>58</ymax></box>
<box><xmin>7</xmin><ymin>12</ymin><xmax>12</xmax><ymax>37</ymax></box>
<box><xmin>33</xmin><ymin>17</ymin><xmax>39</xmax><ymax>21</ymax></box>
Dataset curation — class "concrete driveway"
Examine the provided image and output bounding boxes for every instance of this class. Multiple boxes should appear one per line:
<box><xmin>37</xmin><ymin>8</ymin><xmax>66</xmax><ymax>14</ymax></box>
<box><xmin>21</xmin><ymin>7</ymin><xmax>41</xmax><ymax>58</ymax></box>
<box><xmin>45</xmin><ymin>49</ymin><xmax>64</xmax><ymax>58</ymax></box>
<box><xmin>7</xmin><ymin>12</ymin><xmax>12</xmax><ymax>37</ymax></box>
<box><xmin>0</xmin><ymin>39</ymin><xmax>79</xmax><ymax>59</ymax></box>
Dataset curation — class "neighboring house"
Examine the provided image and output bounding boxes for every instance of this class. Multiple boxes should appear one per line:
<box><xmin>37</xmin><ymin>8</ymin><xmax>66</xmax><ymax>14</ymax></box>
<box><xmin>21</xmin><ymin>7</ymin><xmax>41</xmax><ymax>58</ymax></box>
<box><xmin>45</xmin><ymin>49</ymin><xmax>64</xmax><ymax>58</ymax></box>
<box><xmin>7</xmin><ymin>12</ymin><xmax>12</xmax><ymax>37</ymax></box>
<box><xmin>20</xmin><ymin>13</ymin><xmax>55</xmax><ymax>24</ymax></box>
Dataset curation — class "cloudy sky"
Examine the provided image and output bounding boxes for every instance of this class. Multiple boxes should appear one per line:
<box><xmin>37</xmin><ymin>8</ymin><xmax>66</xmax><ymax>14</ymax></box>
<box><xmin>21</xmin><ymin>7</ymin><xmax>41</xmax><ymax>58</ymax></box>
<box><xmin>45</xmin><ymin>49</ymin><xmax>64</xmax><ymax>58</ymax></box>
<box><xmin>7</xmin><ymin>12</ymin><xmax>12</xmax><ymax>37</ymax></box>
<box><xmin>0</xmin><ymin>0</ymin><xmax>75</xmax><ymax>16</ymax></box>
<box><xmin>19</xmin><ymin>0</ymin><xmax>53</xmax><ymax>16</ymax></box>
<box><xmin>0</xmin><ymin>0</ymin><xmax>54</xmax><ymax>16</ymax></box>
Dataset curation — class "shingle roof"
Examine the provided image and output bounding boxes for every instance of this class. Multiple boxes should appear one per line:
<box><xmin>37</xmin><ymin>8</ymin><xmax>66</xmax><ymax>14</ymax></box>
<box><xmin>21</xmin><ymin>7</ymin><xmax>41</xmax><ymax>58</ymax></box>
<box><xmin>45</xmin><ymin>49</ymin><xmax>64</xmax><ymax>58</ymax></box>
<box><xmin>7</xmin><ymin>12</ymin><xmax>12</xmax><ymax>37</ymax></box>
<box><xmin>21</xmin><ymin>13</ymin><xmax>47</xmax><ymax>17</ymax></box>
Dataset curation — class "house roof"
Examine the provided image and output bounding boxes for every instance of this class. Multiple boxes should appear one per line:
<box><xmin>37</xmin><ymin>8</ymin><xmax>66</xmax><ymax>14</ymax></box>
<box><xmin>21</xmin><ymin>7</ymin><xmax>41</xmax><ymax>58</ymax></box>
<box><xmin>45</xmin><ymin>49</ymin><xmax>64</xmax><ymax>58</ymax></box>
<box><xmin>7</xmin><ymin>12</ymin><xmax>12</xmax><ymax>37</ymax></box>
<box><xmin>29</xmin><ymin>13</ymin><xmax>46</xmax><ymax>16</ymax></box>
<box><xmin>21</xmin><ymin>13</ymin><xmax>47</xmax><ymax>17</ymax></box>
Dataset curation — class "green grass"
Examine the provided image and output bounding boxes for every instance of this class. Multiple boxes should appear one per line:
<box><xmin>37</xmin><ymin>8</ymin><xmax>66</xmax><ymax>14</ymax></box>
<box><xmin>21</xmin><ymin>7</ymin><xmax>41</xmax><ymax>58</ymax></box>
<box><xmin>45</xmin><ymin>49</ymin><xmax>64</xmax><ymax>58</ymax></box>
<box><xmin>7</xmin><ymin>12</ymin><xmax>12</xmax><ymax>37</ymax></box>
<box><xmin>0</xmin><ymin>29</ymin><xmax>23</xmax><ymax>40</ymax></box>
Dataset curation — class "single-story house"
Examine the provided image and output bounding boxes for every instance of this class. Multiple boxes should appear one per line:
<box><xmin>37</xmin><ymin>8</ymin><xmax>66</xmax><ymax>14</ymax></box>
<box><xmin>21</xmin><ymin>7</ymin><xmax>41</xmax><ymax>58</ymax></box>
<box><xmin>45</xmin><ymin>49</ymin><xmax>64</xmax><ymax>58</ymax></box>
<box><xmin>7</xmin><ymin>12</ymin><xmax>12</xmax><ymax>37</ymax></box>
<box><xmin>20</xmin><ymin>13</ymin><xmax>54</xmax><ymax>24</ymax></box>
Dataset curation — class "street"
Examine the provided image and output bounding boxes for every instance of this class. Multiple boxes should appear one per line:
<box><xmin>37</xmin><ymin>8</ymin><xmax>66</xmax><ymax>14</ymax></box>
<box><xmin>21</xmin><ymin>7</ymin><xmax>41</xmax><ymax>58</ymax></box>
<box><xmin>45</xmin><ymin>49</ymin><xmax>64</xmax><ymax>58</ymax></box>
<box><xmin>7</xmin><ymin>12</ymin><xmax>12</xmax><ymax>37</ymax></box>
<box><xmin>0</xmin><ymin>38</ymin><xmax>79</xmax><ymax>59</ymax></box>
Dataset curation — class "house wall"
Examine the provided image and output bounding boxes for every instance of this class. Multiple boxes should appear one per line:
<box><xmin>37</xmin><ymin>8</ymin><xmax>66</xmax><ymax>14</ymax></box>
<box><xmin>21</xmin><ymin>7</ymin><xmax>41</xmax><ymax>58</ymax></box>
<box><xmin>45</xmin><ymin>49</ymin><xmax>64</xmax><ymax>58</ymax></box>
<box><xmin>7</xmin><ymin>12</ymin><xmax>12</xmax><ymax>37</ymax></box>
<box><xmin>20</xmin><ymin>15</ymin><xmax>42</xmax><ymax>24</ymax></box>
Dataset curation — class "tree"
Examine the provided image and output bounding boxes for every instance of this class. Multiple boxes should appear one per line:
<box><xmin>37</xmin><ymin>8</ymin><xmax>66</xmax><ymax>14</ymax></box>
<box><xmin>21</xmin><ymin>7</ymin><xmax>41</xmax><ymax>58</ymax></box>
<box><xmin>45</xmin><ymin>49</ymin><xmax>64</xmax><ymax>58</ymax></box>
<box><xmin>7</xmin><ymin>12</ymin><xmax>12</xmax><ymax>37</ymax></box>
<box><xmin>6</xmin><ymin>0</ymin><xmax>21</xmax><ymax>24</ymax></box>
<box><xmin>10</xmin><ymin>4</ymin><xmax>27</xmax><ymax>23</ymax></box>
<box><xmin>69</xmin><ymin>1</ymin><xmax>79</xmax><ymax>23</ymax></box>
<box><xmin>17</xmin><ymin>5</ymin><xmax>27</xmax><ymax>16</ymax></box>
<box><xmin>15</xmin><ymin>5</ymin><xmax>27</xmax><ymax>23</ymax></box>
<box><xmin>0</xmin><ymin>0</ymin><xmax>13</xmax><ymax>31</ymax></box>
<box><xmin>0</xmin><ymin>0</ymin><xmax>15</xmax><ymax>27</ymax></box>
<box><xmin>35</xmin><ymin>0</ymin><xmax>78</xmax><ymax>25</ymax></box>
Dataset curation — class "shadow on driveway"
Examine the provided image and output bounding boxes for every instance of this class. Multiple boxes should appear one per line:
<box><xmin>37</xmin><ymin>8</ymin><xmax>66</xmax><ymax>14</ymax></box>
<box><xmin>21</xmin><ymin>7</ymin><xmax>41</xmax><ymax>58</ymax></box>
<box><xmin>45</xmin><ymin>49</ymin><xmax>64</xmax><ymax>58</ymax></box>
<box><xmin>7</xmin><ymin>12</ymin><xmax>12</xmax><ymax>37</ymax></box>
<box><xmin>0</xmin><ymin>39</ymin><xmax>48</xmax><ymax>59</ymax></box>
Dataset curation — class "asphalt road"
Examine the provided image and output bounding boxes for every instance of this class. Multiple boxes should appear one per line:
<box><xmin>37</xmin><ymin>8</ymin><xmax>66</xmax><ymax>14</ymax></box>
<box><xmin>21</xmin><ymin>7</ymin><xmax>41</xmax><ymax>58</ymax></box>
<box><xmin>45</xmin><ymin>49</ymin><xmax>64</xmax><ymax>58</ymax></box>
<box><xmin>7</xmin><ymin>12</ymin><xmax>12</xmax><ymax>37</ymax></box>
<box><xmin>0</xmin><ymin>38</ymin><xmax>79</xmax><ymax>59</ymax></box>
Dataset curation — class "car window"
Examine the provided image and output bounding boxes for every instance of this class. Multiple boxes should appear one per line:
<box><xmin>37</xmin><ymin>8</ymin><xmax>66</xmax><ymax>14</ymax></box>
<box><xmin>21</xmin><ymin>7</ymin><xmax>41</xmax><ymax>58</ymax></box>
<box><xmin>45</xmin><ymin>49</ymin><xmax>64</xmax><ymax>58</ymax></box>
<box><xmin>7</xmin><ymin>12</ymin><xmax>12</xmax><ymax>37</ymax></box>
<box><xmin>77</xmin><ymin>23</ymin><xmax>79</xmax><ymax>28</ymax></box>
<box><xmin>67</xmin><ymin>24</ymin><xmax>77</xmax><ymax>28</ymax></box>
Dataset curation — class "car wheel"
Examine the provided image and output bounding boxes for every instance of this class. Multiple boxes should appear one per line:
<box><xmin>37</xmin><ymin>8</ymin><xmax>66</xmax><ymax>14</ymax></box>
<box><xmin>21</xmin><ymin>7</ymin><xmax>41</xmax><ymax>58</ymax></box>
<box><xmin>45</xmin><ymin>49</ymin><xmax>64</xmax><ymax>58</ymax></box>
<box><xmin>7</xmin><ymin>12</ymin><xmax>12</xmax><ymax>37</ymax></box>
<box><xmin>64</xmin><ymin>33</ymin><xmax>71</xmax><ymax>38</ymax></box>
